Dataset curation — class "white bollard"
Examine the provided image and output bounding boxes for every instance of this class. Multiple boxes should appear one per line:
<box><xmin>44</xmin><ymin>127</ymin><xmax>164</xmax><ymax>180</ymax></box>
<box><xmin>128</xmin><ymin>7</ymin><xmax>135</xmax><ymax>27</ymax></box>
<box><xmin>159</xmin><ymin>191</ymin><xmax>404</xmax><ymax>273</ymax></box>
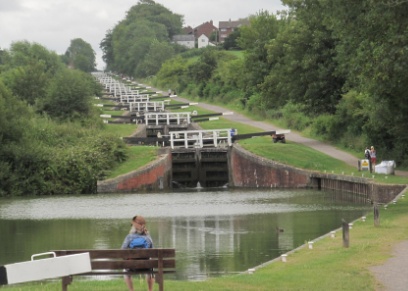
<box><xmin>281</xmin><ymin>254</ymin><xmax>287</xmax><ymax>262</ymax></box>
<box><xmin>348</xmin><ymin>223</ymin><xmax>353</xmax><ymax>229</ymax></box>
<box><xmin>362</xmin><ymin>216</ymin><xmax>366</xmax><ymax>222</ymax></box>
<box><xmin>248</xmin><ymin>268</ymin><xmax>255</xmax><ymax>274</ymax></box>
<box><xmin>308</xmin><ymin>241</ymin><xmax>314</xmax><ymax>249</ymax></box>
<box><xmin>330</xmin><ymin>231</ymin><xmax>336</xmax><ymax>238</ymax></box>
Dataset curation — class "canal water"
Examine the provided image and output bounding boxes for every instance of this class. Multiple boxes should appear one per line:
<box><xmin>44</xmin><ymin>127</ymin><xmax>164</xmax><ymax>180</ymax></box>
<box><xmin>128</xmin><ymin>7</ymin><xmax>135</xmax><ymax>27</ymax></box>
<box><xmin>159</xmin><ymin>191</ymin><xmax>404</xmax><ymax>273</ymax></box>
<box><xmin>0</xmin><ymin>188</ymin><xmax>370</xmax><ymax>280</ymax></box>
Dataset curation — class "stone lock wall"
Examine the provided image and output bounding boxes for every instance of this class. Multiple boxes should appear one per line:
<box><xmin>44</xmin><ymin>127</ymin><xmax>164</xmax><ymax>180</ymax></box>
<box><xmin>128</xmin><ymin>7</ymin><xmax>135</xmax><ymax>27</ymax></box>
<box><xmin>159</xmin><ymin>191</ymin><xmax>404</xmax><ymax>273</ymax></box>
<box><xmin>97</xmin><ymin>149</ymin><xmax>172</xmax><ymax>193</ymax></box>
<box><xmin>229</xmin><ymin>145</ymin><xmax>311</xmax><ymax>188</ymax></box>
<box><xmin>229</xmin><ymin>144</ymin><xmax>406</xmax><ymax>204</ymax></box>
<box><xmin>97</xmin><ymin>144</ymin><xmax>406</xmax><ymax>204</ymax></box>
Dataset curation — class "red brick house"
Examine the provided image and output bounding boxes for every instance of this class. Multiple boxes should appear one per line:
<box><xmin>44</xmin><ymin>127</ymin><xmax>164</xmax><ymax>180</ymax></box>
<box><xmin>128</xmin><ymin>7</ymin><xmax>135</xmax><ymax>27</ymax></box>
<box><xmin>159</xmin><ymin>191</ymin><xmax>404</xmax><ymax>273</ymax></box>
<box><xmin>193</xmin><ymin>20</ymin><xmax>218</xmax><ymax>40</ymax></box>
<box><xmin>218</xmin><ymin>19</ymin><xmax>250</xmax><ymax>43</ymax></box>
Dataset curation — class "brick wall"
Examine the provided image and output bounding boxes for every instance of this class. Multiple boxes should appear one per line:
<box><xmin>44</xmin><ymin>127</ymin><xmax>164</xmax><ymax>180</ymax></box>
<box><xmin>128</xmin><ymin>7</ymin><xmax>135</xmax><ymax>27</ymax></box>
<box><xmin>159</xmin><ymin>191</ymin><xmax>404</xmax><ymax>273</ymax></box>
<box><xmin>229</xmin><ymin>145</ymin><xmax>311</xmax><ymax>188</ymax></box>
<box><xmin>97</xmin><ymin>150</ymin><xmax>172</xmax><ymax>193</ymax></box>
<box><xmin>229</xmin><ymin>144</ymin><xmax>406</xmax><ymax>203</ymax></box>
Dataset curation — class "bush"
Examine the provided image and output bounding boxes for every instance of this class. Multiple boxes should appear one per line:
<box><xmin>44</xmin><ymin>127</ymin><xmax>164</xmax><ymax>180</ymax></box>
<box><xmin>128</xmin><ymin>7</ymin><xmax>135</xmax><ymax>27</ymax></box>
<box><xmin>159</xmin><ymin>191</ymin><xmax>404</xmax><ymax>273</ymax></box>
<box><xmin>40</xmin><ymin>69</ymin><xmax>95</xmax><ymax>120</ymax></box>
<box><xmin>310</xmin><ymin>114</ymin><xmax>337</xmax><ymax>140</ymax></box>
<box><xmin>281</xmin><ymin>103</ymin><xmax>311</xmax><ymax>131</ymax></box>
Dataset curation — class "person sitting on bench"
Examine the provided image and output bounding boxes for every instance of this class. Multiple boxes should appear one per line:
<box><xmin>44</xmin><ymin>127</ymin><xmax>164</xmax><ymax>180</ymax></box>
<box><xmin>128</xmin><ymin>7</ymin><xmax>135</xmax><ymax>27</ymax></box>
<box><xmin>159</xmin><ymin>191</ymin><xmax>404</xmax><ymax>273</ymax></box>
<box><xmin>121</xmin><ymin>215</ymin><xmax>154</xmax><ymax>291</ymax></box>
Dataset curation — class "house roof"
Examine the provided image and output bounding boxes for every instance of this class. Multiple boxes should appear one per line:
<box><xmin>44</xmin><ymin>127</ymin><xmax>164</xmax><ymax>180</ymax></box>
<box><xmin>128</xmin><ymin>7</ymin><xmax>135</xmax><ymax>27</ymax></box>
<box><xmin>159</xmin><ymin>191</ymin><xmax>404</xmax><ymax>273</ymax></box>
<box><xmin>193</xmin><ymin>20</ymin><xmax>218</xmax><ymax>38</ymax></box>
<box><xmin>183</xmin><ymin>26</ymin><xmax>193</xmax><ymax>35</ymax></box>
<box><xmin>219</xmin><ymin>19</ymin><xmax>250</xmax><ymax>29</ymax></box>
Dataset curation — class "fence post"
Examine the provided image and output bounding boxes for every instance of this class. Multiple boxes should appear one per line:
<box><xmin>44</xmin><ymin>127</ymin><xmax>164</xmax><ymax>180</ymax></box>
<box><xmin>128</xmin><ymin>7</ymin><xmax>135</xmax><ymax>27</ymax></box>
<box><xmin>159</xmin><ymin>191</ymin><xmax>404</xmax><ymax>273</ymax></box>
<box><xmin>374</xmin><ymin>203</ymin><xmax>380</xmax><ymax>227</ymax></box>
<box><xmin>342</xmin><ymin>219</ymin><xmax>349</xmax><ymax>248</ymax></box>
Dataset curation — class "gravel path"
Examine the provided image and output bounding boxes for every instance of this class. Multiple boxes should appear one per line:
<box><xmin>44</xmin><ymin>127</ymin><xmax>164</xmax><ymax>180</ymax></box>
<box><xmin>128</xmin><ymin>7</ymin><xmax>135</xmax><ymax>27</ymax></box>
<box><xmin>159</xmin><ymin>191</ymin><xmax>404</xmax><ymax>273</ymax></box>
<box><xmin>370</xmin><ymin>241</ymin><xmax>408</xmax><ymax>291</ymax></box>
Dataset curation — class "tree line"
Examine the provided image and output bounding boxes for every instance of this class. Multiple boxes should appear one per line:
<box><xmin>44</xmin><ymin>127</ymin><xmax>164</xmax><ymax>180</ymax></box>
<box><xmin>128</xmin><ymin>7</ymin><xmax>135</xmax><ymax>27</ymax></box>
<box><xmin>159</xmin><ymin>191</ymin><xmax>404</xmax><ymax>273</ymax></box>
<box><xmin>2</xmin><ymin>0</ymin><xmax>407</xmax><ymax>195</ymax></box>
<box><xmin>0</xmin><ymin>41</ymin><xmax>127</xmax><ymax>196</ymax></box>
<box><xmin>101</xmin><ymin>0</ymin><xmax>408</xmax><ymax>166</ymax></box>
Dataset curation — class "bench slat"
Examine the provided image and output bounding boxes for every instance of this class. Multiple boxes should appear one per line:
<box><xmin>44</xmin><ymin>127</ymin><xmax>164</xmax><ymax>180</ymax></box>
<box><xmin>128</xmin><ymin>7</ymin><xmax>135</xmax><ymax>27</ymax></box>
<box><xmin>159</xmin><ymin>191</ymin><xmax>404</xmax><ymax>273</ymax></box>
<box><xmin>52</xmin><ymin>249</ymin><xmax>175</xmax><ymax>259</ymax></box>
<box><xmin>91</xmin><ymin>259</ymin><xmax>175</xmax><ymax>270</ymax></box>
<box><xmin>78</xmin><ymin>270</ymin><xmax>176</xmax><ymax>276</ymax></box>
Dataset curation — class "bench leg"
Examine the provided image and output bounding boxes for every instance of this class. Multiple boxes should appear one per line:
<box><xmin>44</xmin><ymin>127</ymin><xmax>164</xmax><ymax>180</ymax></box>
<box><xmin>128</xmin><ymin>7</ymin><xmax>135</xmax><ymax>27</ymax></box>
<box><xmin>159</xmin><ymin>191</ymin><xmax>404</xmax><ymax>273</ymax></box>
<box><xmin>155</xmin><ymin>273</ymin><xmax>163</xmax><ymax>291</ymax></box>
<box><xmin>157</xmin><ymin>250</ymin><xmax>164</xmax><ymax>291</ymax></box>
<box><xmin>62</xmin><ymin>275</ymin><xmax>72</xmax><ymax>291</ymax></box>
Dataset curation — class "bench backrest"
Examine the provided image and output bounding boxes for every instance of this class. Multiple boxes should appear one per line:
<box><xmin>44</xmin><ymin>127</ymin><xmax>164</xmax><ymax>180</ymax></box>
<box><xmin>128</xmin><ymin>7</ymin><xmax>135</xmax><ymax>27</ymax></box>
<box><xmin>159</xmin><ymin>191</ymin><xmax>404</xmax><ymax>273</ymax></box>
<box><xmin>52</xmin><ymin>249</ymin><xmax>175</xmax><ymax>274</ymax></box>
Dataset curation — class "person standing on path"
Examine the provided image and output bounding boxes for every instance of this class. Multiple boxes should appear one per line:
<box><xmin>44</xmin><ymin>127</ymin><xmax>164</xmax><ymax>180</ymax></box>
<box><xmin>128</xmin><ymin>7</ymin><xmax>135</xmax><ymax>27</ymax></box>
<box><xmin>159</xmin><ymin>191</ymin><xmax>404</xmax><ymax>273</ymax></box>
<box><xmin>370</xmin><ymin>146</ymin><xmax>377</xmax><ymax>171</ymax></box>
<box><xmin>364</xmin><ymin>147</ymin><xmax>372</xmax><ymax>172</ymax></box>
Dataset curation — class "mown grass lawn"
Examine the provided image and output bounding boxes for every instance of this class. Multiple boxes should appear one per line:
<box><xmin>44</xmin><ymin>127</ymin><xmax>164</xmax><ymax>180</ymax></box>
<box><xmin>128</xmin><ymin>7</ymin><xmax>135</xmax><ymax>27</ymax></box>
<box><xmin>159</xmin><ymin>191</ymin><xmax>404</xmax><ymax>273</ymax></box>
<box><xmin>106</xmin><ymin>145</ymin><xmax>158</xmax><ymax>179</ymax></box>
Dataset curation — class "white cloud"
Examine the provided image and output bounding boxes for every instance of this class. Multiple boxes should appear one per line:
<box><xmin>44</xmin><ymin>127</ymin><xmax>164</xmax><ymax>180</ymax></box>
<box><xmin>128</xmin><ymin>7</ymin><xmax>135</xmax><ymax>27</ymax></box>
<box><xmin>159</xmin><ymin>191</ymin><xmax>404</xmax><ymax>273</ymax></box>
<box><xmin>0</xmin><ymin>0</ymin><xmax>286</xmax><ymax>69</ymax></box>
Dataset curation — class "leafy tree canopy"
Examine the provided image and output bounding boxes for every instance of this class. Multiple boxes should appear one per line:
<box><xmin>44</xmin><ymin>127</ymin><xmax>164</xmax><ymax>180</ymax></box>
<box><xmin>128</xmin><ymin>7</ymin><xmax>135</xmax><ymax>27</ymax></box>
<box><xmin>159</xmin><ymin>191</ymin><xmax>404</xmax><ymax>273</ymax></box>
<box><xmin>65</xmin><ymin>38</ymin><xmax>96</xmax><ymax>72</ymax></box>
<box><xmin>101</xmin><ymin>0</ymin><xmax>183</xmax><ymax>77</ymax></box>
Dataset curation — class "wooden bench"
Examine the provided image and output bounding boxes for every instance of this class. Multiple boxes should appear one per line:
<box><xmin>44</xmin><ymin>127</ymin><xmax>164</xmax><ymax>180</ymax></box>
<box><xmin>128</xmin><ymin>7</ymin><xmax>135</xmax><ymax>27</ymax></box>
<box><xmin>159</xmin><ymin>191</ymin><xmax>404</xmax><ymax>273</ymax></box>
<box><xmin>52</xmin><ymin>249</ymin><xmax>175</xmax><ymax>291</ymax></box>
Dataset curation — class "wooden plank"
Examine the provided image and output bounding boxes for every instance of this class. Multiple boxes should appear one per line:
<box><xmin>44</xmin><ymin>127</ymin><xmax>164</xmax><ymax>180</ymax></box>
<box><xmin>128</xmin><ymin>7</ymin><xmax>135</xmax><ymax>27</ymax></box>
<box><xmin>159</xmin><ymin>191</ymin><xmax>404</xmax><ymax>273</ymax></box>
<box><xmin>90</xmin><ymin>259</ymin><xmax>175</xmax><ymax>270</ymax></box>
<box><xmin>91</xmin><ymin>260</ymin><xmax>156</xmax><ymax>269</ymax></box>
<box><xmin>79</xmin><ymin>270</ymin><xmax>176</xmax><ymax>276</ymax></box>
<box><xmin>52</xmin><ymin>249</ymin><xmax>175</xmax><ymax>259</ymax></box>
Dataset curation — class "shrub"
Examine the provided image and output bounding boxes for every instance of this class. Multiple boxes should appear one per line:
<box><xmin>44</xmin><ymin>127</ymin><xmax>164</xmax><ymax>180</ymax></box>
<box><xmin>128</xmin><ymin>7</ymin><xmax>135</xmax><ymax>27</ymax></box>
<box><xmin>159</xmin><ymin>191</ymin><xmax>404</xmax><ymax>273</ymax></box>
<box><xmin>281</xmin><ymin>103</ymin><xmax>311</xmax><ymax>131</ymax></box>
<box><xmin>310</xmin><ymin>114</ymin><xmax>337</xmax><ymax>140</ymax></box>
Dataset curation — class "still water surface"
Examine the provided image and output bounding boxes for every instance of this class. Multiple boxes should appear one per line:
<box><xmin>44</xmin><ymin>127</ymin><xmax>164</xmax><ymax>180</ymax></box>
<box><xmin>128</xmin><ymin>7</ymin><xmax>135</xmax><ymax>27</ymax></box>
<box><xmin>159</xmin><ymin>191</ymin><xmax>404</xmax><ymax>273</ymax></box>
<box><xmin>0</xmin><ymin>188</ymin><xmax>370</xmax><ymax>280</ymax></box>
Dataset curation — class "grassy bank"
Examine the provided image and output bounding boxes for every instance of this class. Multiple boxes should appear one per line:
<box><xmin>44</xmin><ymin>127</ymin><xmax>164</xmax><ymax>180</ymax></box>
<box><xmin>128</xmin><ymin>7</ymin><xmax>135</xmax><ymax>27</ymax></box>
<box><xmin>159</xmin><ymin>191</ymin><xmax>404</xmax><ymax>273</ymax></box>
<box><xmin>103</xmin><ymin>99</ymin><xmax>408</xmax><ymax>184</ymax></box>
<box><xmin>106</xmin><ymin>146</ymin><xmax>157</xmax><ymax>179</ymax></box>
<box><xmin>3</xmin><ymin>188</ymin><xmax>407</xmax><ymax>290</ymax></box>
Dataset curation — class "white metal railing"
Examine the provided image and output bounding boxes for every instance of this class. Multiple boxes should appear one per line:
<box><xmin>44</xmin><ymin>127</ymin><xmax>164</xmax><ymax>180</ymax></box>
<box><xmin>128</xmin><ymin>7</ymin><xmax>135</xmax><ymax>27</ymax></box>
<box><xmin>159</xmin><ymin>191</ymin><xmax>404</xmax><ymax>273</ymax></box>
<box><xmin>92</xmin><ymin>73</ymin><xmax>159</xmax><ymax>100</ymax></box>
<box><xmin>145</xmin><ymin>112</ymin><xmax>191</xmax><ymax>125</ymax></box>
<box><xmin>118</xmin><ymin>94</ymin><xmax>150</xmax><ymax>103</ymax></box>
<box><xmin>169</xmin><ymin>129</ymin><xmax>233</xmax><ymax>149</ymax></box>
<box><xmin>129</xmin><ymin>101</ymin><xmax>167</xmax><ymax>112</ymax></box>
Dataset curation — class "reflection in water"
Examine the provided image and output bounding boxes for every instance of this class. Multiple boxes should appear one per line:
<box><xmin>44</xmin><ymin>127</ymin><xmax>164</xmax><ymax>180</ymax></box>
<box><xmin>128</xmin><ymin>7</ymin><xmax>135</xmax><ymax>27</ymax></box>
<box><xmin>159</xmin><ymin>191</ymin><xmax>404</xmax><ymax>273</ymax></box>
<box><xmin>0</xmin><ymin>189</ymin><xmax>370</xmax><ymax>280</ymax></box>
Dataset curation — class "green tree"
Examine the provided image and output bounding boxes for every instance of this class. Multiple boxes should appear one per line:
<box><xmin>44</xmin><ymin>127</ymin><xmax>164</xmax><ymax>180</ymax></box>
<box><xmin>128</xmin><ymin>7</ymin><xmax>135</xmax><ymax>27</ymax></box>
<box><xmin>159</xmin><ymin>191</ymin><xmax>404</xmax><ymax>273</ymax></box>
<box><xmin>321</xmin><ymin>0</ymin><xmax>408</xmax><ymax>163</ymax></box>
<box><xmin>2</xmin><ymin>62</ymin><xmax>49</xmax><ymax>105</ymax></box>
<box><xmin>238</xmin><ymin>11</ymin><xmax>281</xmax><ymax>94</ymax></box>
<box><xmin>65</xmin><ymin>38</ymin><xmax>96</xmax><ymax>72</ymax></box>
<box><xmin>100</xmin><ymin>30</ymin><xmax>114</xmax><ymax>70</ymax></box>
<box><xmin>188</xmin><ymin>48</ymin><xmax>218</xmax><ymax>84</ymax></box>
<box><xmin>40</xmin><ymin>69</ymin><xmax>95</xmax><ymax>120</ymax></box>
<box><xmin>0</xmin><ymin>41</ymin><xmax>62</xmax><ymax>105</ymax></box>
<box><xmin>5</xmin><ymin>41</ymin><xmax>61</xmax><ymax>75</ymax></box>
<box><xmin>137</xmin><ymin>39</ymin><xmax>176</xmax><ymax>77</ymax></box>
<box><xmin>103</xmin><ymin>0</ymin><xmax>182</xmax><ymax>77</ymax></box>
<box><xmin>223</xmin><ymin>29</ymin><xmax>242</xmax><ymax>50</ymax></box>
<box><xmin>259</xmin><ymin>0</ymin><xmax>344</xmax><ymax>114</ymax></box>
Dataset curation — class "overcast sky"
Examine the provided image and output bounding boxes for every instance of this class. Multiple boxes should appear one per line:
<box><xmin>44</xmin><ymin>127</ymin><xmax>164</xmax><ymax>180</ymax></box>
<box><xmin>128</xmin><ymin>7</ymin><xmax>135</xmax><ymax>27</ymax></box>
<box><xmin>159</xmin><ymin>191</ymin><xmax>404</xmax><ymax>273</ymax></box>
<box><xmin>0</xmin><ymin>0</ymin><xmax>286</xmax><ymax>69</ymax></box>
